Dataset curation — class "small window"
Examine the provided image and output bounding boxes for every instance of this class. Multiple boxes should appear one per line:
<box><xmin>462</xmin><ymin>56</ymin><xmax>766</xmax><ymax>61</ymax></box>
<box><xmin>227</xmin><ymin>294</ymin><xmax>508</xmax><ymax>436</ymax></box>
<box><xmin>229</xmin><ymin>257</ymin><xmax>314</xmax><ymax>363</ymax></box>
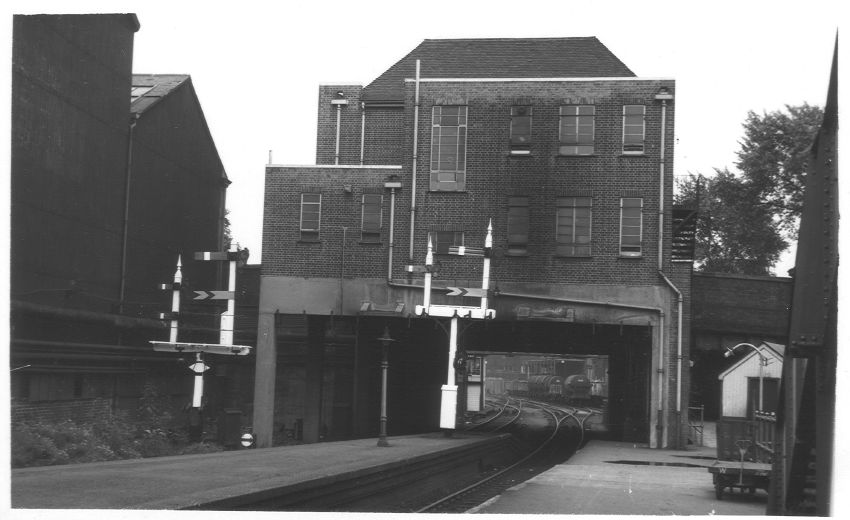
<box><xmin>559</xmin><ymin>106</ymin><xmax>595</xmax><ymax>155</ymax></box>
<box><xmin>430</xmin><ymin>105</ymin><xmax>468</xmax><ymax>191</ymax></box>
<box><xmin>622</xmin><ymin>105</ymin><xmax>646</xmax><ymax>154</ymax></box>
<box><xmin>556</xmin><ymin>197</ymin><xmax>592</xmax><ymax>257</ymax></box>
<box><xmin>433</xmin><ymin>230</ymin><xmax>464</xmax><ymax>254</ymax></box>
<box><xmin>361</xmin><ymin>194</ymin><xmax>383</xmax><ymax>243</ymax></box>
<box><xmin>300</xmin><ymin>192</ymin><xmax>321</xmax><ymax>241</ymax></box>
<box><xmin>131</xmin><ymin>85</ymin><xmax>153</xmax><ymax>101</ymax></box>
<box><xmin>506</xmin><ymin>196</ymin><xmax>530</xmax><ymax>254</ymax></box>
<box><xmin>620</xmin><ymin>197</ymin><xmax>643</xmax><ymax>256</ymax></box>
<box><xmin>510</xmin><ymin>106</ymin><xmax>532</xmax><ymax>154</ymax></box>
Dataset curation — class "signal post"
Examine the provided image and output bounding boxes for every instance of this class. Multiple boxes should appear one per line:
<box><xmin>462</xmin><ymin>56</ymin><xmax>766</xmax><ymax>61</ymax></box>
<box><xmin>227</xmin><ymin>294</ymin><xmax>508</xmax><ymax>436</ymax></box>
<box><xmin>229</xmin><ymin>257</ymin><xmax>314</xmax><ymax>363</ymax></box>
<box><xmin>415</xmin><ymin>221</ymin><xmax>495</xmax><ymax>431</ymax></box>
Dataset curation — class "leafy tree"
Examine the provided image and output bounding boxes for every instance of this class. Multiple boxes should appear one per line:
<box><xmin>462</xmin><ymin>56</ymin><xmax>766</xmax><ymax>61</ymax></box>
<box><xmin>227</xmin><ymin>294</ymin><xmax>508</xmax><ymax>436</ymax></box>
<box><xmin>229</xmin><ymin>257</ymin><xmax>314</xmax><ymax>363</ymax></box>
<box><xmin>676</xmin><ymin>169</ymin><xmax>788</xmax><ymax>275</ymax></box>
<box><xmin>736</xmin><ymin>103</ymin><xmax>823</xmax><ymax>237</ymax></box>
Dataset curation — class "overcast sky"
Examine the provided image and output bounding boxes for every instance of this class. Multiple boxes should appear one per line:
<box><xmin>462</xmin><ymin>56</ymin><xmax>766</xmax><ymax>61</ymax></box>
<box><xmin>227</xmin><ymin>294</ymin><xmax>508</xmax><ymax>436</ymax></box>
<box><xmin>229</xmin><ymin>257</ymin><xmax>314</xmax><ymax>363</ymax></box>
<box><xmin>6</xmin><ymin>0</ymin><xmax>842</xmax><ymax>274</ymax></box>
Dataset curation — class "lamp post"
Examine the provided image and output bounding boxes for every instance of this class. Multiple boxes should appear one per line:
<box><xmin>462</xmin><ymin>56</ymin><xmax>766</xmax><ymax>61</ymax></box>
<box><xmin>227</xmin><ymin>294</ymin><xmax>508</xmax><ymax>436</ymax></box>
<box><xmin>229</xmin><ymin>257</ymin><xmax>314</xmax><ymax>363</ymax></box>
<box><xmin>376</xmin><ymin>325</ymin><xmax>396</xmax><ymax>447</ymax></box>
<box><xmin>724</xmin><ymin>342</ymin><xmax>768</xmax><ymax>413</ymax></box>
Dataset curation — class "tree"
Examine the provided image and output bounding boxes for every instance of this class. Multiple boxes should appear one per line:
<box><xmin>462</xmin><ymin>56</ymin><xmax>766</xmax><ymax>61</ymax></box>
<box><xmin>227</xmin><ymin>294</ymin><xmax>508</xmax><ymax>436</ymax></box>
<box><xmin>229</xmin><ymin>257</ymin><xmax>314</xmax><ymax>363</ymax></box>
<box><xmin>676</xmin><ymin>169</ymin><xmax>788</xmax><ymax>275</ymax></box>
<box><xmin>736</xmin><ymin>103</ymin><xmax>823</xmax><ymax>238</ymax></box>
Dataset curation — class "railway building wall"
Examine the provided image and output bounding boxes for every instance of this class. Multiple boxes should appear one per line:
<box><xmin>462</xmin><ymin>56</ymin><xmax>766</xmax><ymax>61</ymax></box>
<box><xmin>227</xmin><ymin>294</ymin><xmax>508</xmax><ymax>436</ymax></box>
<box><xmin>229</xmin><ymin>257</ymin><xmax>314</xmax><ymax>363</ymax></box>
<box><xmin>256</xmin><ymin>37</ymin><xmax>692</xmax><ymax>449</ymax></box>
<box><xmin>10</xmin><ymin>15</ymin><xmax>233</xmax><ymax>427</ymax></box>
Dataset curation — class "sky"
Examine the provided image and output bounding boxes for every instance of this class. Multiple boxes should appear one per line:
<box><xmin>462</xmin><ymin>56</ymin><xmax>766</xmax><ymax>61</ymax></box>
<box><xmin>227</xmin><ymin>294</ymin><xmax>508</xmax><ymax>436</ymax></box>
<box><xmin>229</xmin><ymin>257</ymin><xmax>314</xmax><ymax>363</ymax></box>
<box><xmin>5</xmin><ymin>0</ymin><xmax>842</xmax><ymax>275</ymax></box>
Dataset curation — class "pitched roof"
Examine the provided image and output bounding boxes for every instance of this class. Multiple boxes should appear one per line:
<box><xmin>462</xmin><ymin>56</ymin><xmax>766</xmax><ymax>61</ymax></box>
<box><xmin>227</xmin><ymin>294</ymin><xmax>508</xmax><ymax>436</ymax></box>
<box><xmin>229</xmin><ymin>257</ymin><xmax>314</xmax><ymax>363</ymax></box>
<box><xmin>362</xmin><ymin>37</ymin><xmax>635</xmax><ymax>103</ymax></box>
<box><xmin>718</xmin><ymin>342</ymin><xmax>785</xmax><ymax>380</ymax></box>
<box><xmin>131</xmin><ymin>74</ymin><xmax>190</xmax><ymax>114</ymax></box>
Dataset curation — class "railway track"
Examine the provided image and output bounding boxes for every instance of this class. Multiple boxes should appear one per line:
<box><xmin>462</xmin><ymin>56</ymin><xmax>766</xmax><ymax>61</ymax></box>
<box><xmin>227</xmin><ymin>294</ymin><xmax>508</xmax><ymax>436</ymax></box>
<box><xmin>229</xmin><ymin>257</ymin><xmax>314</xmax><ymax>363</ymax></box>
<box><xmin>415</xmin><ymin>399</ymin><xmax>584</xmax><ymax>513</ymax></box>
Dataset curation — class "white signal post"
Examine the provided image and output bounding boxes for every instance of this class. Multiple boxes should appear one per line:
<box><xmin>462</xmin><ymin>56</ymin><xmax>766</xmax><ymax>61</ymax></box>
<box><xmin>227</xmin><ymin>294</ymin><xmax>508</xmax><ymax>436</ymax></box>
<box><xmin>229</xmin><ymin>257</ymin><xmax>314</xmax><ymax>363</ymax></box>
<box><xmin>169</xmin><ymin>256</ymin><xmax>182</xmax><ymax>342</ymax></box>
<box><xmin>220</xmin><ymin>243</ymin><xmax>238</xmax><ymax>346</ymax></box>
<box><xmin>415</xmin><ymin>221</ymin><xmax>496</xmax><ymax>431</ymax></box>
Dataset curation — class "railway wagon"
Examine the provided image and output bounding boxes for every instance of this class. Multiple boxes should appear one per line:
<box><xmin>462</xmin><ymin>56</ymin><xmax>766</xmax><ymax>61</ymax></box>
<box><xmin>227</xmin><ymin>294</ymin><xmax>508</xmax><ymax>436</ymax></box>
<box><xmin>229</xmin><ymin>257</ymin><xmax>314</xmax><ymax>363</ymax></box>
<box><xmin>563</xmin><ymin>374</ymin><xmax>593</xmax><ymax>404</ymax></box>
<box><xmin>528</xmin><ymin>375</ymin><xmax>563</xmax><ymax>400</ymax></box>
<box><xmin>484</xmin><ymin>377</ymin><xmax>505</xmax><ymax>396</ymax></box>
<box><xmin>505</xmin><ymin>379</ymin><xmax>528</xmax><ymax>396</ymax></box>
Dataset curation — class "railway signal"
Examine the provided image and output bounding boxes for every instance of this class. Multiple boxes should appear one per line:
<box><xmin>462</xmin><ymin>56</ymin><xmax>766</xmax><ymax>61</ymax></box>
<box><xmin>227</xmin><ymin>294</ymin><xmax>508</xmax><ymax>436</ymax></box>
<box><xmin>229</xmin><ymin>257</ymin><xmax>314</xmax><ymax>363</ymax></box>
<box><xmin>415</xmin><ymin>221</ymin><xmax>496</xmax><ymax>431</ymax></box>
<box><xmin>150</xmin><ymin>246</ymin><xmax>252</xmax><ymax>440</ymax></box>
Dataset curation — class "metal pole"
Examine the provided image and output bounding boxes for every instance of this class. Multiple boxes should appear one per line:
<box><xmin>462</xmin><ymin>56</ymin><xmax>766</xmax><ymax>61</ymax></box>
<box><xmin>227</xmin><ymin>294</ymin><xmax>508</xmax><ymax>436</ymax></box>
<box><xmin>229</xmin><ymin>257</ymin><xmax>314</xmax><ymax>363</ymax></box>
<box><xmin>440</xmin><ymin>314</ymin><xmax>459</xmax><ymax>431</ymax></box>
<box><xmin>378</xmin><ymin>342</ymin><xmax>389</xmax><ymax>447</ymax></box>
<box><xmin>170</xmin><ymin>256</ymin><xmax>182</xmax><ymax>343</ymax></box>
<box><xmin>220</xmin><ymin>243</ymin><xmax>237</xmax><ymax>346</ymax></box>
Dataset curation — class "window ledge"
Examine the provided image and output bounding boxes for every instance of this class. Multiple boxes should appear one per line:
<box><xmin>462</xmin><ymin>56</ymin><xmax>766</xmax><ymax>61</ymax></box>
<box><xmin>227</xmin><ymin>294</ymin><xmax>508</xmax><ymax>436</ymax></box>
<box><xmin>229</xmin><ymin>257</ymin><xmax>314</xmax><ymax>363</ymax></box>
<box><xmin>554</xmin><ymin>255</ymin><xmax>593</xmax><ymax>259</ymax></box>
<box><xmin>508</xmin><ymin>153</ymin><xmax>534</xmax><ymax>157</ymax></box>
<box><xmin>557</xmin><ymin>154</ymin><xmax>597</xmax><ymax>158</ymax></box>
<box><xmin>619</xmin><ymin>254</ymin><xmax>644</xmax><ymax>259</ymax></box>
<box><xmin>619</xmin><ymin>153</ymin><xmax>647</xmax><ymax>157</ymax></box>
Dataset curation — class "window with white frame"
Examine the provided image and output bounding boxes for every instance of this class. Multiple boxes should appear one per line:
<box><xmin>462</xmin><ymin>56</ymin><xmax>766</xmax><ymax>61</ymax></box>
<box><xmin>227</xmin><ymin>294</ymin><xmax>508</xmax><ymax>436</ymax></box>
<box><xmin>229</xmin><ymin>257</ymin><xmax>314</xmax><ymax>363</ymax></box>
<box><xmin>622</xmin><ymin>105</ymin><xmax>646</xmax><ymax>154</ymax></box>
<box><xmin>556</xmin><ymin>197</ymin><xmax>592</xmax><ymax>257</ymax></box>
<box><xmin>559</xmin><ymin>105</ymin><xmax>595</xmax><ymax>155</ymax></box>
<box><xmin>620</xmin><ymin>197</ymin><xmax>643</xmax><ymax>256</ymax></box>
<box><xmin>432</xmin><ymin>230</ymin><xmax>464</xmax><ymax>255</ymax></box>
<box><xmin>299</xmin><ymin>192</ymin><xmax>321</xmax><ymax>241</ymax></box>
<box><xmin>430</xmin><ymin>105</ymin><xmax>467</xmax><ymax>191</ymax></box>
<box><xmin>510</xmin><ymin>106</ymin><xmax>532</xmax><ymax>154</ymax></box>
<box><xmin>506</xmin><ymin>196</ymin><xmax>530</xmax><ymax>254</ymax></box>
<box><xmin>361</xmin><ymin>193</ymin><xmax>383</xmax><ymax>243</ymax></box>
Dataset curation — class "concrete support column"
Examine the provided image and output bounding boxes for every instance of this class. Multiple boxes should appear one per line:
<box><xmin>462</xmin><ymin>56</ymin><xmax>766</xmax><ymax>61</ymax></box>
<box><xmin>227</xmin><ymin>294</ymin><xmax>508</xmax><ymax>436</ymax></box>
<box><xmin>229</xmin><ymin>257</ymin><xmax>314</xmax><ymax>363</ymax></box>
<box><xmin>303</xmin><ymin>316</ymin><xmax>325</xmax><ymax>443</ymax></box>
<box><xmin>252</xmin><ymin>311</ymin><xmax>277</xmax><ymax>448</ymax></box>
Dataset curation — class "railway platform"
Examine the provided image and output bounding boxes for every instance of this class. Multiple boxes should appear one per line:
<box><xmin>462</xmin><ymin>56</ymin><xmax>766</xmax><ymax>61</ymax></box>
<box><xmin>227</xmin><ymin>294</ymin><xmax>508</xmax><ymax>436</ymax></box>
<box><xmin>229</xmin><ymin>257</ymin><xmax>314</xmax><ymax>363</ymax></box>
<box><xmin>10</xmin><ymin>431</ymin><xmax>513</xmax><ymax>511</ymax></box>
<box><xmin>471</xmin><ymin>437</ymin><xmax>768</xmax><ymax>515</ymax></box>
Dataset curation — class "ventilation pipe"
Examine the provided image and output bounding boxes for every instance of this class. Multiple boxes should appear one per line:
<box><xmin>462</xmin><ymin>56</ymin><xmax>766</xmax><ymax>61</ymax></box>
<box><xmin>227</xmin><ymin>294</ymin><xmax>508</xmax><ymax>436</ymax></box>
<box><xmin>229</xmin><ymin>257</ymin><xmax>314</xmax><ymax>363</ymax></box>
<box><xmin>360</xmin><ymin>102</ymin><xmax>366</xmax><ymax>165</ymax></box>
<box><xmin>332</xmin><ymin>91</ymin><xmax>348</xmax><ymax>165</ymax></box>
<box><xmin>408</xmin><ymin>60</ymin><xmax>421</xmax><ymax>265</ymax></box>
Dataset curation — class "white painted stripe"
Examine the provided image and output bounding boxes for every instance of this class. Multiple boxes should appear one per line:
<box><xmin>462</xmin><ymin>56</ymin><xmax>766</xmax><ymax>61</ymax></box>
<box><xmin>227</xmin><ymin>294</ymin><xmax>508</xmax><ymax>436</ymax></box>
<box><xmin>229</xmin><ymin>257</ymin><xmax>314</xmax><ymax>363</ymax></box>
<box><xmin>405</xmin><ymin>77</ymin><xmax>674</xmax><ymax>83</ymax></box>
<box><xmin>267</xmin><ymin>164</ymin><xmax>403</xmax><ymax>169</ymax></box>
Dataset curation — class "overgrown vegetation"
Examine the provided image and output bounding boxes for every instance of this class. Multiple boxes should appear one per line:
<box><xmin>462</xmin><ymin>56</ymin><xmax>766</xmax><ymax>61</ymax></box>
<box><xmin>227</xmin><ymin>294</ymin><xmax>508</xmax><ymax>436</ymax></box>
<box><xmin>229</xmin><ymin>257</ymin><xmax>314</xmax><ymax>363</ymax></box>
<box><xmin>11</xmin><ymin>383</ymin><xmax>223</xmax><ymax>468</ymax></box>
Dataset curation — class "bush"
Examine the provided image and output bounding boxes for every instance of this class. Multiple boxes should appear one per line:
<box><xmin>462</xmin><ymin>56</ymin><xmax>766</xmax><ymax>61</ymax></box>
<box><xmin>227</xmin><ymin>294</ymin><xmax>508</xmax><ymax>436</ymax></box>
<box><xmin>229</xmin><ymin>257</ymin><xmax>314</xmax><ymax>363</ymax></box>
<box><xmin>11</xmin><ymin>383</ymin><xmax>225</xmax><ymax>468</ymax></box>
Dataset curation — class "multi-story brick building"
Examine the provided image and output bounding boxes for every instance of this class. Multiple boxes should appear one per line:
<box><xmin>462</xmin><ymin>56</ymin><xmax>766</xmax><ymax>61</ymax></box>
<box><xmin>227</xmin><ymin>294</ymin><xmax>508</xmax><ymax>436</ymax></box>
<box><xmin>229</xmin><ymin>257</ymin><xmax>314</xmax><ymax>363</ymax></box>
<box><xmin>255</xmin><ymin>37</ymin><xmax>691</xmax><ymax>449</ymax></box>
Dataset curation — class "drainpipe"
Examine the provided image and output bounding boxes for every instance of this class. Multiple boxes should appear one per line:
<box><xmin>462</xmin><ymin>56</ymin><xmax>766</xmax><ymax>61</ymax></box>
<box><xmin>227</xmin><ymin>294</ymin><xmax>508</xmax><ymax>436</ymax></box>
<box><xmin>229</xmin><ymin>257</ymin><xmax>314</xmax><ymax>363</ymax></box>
<box><xmin>360</xmin><ymin>102</ymin><xmax>366</xmax><ymax>165</ymax></box>
<box><xmin>659</xmin><ymin>271</ymin><xmax>683</xmax><ymax>418</ymax></box>
<box><xmin>408</xmin><ymin>60</ymin><xmax>421</xmax><ymax>265</ymax></box>
<box><xmin>654</xmin><ymin>86</ymin><xmax>675</xmax><ymax>448</ymax></box>
<box><xmin>332</xmin><ymin>92</ymin><xmax>348</xmax><ymax>165</ymax></box>
<box><xmin>119</xmin><ymin>113</ymin><xmax>140</xmax><ymax>313</ymax></box>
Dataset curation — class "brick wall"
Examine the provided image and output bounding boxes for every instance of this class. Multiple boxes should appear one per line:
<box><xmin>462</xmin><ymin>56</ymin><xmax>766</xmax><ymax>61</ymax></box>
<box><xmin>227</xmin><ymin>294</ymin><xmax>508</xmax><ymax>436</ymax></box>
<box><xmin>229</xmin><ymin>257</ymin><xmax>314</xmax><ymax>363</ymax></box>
<box><xmin>692</xmin><ymin>272</ymin><xmax>792</xmax><ymax>337</ymax></box>
<box><xmin>11</xmin><ymin>398</ymin><xmax>113</xmax><ymax>424</ymax></box>
<box><xmin>316</xmin><ymin>85</ymin><xmax>364</xmax><ymax>165</ymax></box>
<box><xmin>269</xmin><ymin>78</ymin><xmax>679</xmax><ymax>288</ymax></box>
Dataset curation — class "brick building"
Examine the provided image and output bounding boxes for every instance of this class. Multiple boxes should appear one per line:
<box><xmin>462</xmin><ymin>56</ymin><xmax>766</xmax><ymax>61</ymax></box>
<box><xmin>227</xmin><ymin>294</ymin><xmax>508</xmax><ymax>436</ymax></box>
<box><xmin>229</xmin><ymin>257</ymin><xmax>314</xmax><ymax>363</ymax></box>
<box><xmin>10</xmin><ymin>15</ymin><xmax>232</xmax><ymax>424</ymax></box>
<box><xmin>255</xmin><ymin>38</ymin><xmax>691</xmax><ymax>448</ymax></box>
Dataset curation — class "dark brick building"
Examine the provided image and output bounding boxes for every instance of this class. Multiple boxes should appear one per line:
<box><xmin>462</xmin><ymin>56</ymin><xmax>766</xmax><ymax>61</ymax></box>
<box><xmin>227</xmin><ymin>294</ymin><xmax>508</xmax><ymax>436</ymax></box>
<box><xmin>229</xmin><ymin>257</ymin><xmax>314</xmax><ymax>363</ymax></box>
<box><xmin>256</xmin><ymin>38</ymin><xmax>691</xmax><ymax>448</ymax></box>
<box><xmin>10</xmin><ymin>15</ymin><xmax>232</xmax><ymax>424</ymax></box>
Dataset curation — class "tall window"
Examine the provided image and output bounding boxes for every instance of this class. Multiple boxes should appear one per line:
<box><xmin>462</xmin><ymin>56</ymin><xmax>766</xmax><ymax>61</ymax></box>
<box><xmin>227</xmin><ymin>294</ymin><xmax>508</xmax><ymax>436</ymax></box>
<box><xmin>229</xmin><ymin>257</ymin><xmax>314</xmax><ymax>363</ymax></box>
<box><xmin>622</xmin><ymin>105</ymin><xmax>646</xmax><ymax>154</ymax></box>
<box><xmin>299</xmin><ymin>192</ymin><xmax>321</xmax><ymax>241</ymax></box>
<box><xmin>361</xmin><ymin>193</ymin><xmax>383</xmax><ymax>243</ymax></box>
<box><xmin>510</xmin><ymin>106</ymin><xmax>532</xmax><ymax>154</ymax></box>
<box><xmin>432</xmin><ymin>230</ymin><xmax>464</xmax><ymax>255</ymax></box>
<box><xmin>556</xmin><ymin>197</ymin><xmax>592</xmax><ymax>257</ymax></box>
<box><xmin>506</xmin><ymin>196</ymin><xmax>530</xmax><ymax>254</ymax></box>
<box><xmin>430</xmin><ymin>105</ymin><xmax>467</xmax><ymax>191</ymax></box>
<box><xmin>620</xmin><ymin>197</ymin><xmax>643</xmax><ymax>256</ymax></box>
<box><xmin>559</xmin><ymin>106</ymin><xmax>595</xmax><ymax>155</ymax></box>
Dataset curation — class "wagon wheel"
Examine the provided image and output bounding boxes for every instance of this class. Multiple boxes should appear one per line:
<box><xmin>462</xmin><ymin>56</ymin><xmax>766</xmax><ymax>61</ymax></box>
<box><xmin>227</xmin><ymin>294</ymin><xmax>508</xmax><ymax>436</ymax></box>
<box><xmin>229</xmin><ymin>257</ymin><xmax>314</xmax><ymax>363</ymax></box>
<box><xmin>715</xmin><ymin>479</ymin><xmax>724</xmax><ymax>500</ymax></box>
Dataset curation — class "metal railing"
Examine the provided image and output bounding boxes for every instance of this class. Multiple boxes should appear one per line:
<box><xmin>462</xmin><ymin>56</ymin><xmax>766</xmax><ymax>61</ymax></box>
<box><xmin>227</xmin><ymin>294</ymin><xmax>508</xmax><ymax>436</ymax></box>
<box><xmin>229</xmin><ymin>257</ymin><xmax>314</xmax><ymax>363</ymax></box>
<box><xmin>752</xmin><ymin>410</ymin><xmax>776</xmax><ymax>463</ymax></box>
<box><xmin>688</xmin><ymin>405</ymin><xmax>705</xmax><ymax>446</ymax></box>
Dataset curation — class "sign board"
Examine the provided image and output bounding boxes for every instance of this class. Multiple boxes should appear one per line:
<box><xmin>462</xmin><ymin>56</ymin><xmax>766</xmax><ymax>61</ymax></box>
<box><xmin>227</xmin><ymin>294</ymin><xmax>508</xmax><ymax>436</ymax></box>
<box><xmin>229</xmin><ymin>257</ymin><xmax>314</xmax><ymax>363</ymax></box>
<box><xmin>150</xmin><ymin>341</ymin><xmax>251</xmax><ymax>356</ymax></box>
